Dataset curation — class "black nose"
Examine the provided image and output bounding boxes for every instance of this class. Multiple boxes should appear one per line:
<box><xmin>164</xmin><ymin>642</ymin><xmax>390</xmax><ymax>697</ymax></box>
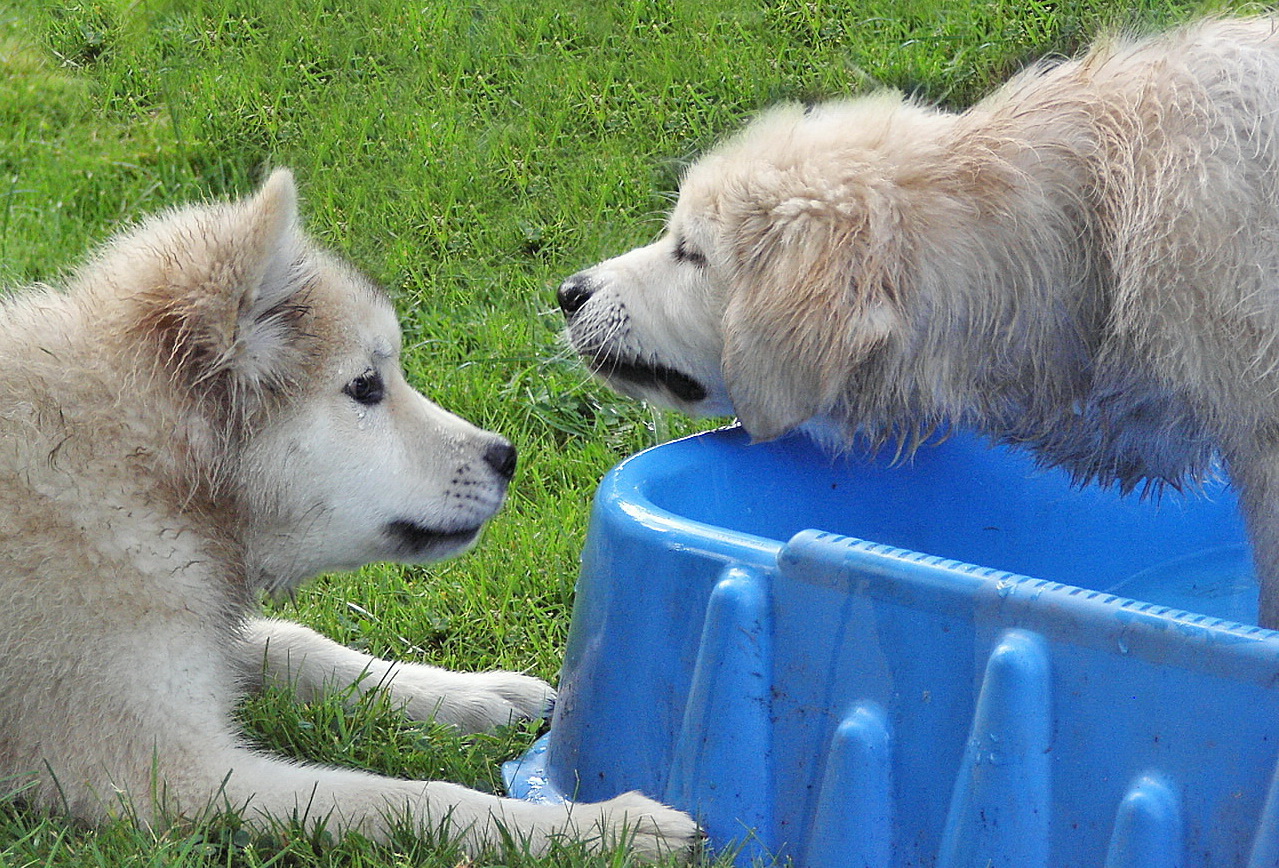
<box><xmin>557</xmin><ymin>274</ymin><xmax>596</xmax><ymax>317</ymax></box>
<box><xmin>483</xmin><ymin>439</ymin><xmax>517</xmax><ymax>481</ymax></box>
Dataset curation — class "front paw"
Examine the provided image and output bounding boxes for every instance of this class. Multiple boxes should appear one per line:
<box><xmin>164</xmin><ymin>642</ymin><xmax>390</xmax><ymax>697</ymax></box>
<box><xmin>402</xmin><ymin>668</ymin><xmax>556</xmax><ymax>734</ymax></box>
<box><xmin>586</xmin><ymin>791</ymin><xmax>703</xmax><ymax>861</ymax></box>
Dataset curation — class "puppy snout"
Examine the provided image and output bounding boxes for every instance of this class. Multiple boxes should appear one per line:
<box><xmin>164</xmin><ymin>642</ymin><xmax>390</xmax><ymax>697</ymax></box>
<box><xmin>482</xmin><ymin>438</ymin><xmax>517</xmax><ymax>482</ymax></box>
<box><xmin>557</xmin><ymin>274</ymin><xmax>596</xmax><ymax>318</ymax></box>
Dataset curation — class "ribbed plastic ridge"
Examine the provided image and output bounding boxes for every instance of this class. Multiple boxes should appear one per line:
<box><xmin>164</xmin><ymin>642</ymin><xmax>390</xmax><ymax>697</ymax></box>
<box><xmin>938</xmin><ymin>629</ymin><xmax>1052</xmax><ymax>868</ymax></box>
<box><xmin>665</xmin><ymin>566</ymin><xmax>775</xmax><ymax>862</ymax></box>
<box><xmin>803</xmin><ymin>702</ymin><xmax>894</xmax><ymax>868</ymax></box>
<box><xmin>1104</xmin><ymin>774</ymin><xmax>1183</xmax><ymax>868</ymax></box>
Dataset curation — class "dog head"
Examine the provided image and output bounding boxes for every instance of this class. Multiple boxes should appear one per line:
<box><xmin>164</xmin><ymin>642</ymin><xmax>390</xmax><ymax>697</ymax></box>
<box><xmin>79</xmin><ymin>170</ymin><xmax>515</xmax><ymax>590</ymax></box>
<box><xmin>558</xmin><ymin>97</ymin><xmax>961</xmax><ymax>442</ymax></box>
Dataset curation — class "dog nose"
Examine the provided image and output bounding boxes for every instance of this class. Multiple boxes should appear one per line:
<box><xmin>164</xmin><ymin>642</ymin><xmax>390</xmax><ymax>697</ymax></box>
<box><xmin>483</xmin><ymin>439</ymin><xmax>517</xmax><ymax>481</ymax></box>
<box><xmin>557</xmin><ymin>274</ymin><xmax>596</xmax><ymax>317</ymax></box>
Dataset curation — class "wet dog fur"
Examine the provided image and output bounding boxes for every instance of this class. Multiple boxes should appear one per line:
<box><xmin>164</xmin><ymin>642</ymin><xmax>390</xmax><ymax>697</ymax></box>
<box><xmin>559</xmin><ymin>18</ymin><xmax>1279</xmax><ymax>627</ymax></box>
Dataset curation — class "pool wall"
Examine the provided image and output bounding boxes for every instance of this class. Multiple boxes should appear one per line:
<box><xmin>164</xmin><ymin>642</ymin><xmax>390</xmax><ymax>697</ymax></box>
<box><xmin>505</xmin><ymin>427</ymin><xmax>1279</xmax><ymax>867</ymax></box>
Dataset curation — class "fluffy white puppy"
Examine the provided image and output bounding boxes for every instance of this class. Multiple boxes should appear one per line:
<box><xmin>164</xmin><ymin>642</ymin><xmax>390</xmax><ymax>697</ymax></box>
<box><xmin>560</xmin><ymin>18</ymin><xmax>1279</xmax><ymax>626</ymax></box>
<box><xmin>0</xmin><ymin>169</ymin><xmax>697</xmax><ymax>859</ymax></box>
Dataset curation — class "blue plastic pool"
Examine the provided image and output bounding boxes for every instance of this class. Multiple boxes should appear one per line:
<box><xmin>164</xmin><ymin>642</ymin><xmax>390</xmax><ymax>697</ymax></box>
<box><xmin>503</xmin><ymin>426</ymin><xmax>1279</xmax><ymax>867</ymax></box>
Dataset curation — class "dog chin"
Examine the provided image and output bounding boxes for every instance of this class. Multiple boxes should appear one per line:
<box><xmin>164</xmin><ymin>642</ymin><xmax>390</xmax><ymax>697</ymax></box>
<box><xmin>383</xmin><ymin>520</ymin><xmax>483</xmax><ymax>560</ymax></box>
<box><xmin>587</xmin><ymin>352</ymin><xmax>709</xmax><ymax>405</ymax></box>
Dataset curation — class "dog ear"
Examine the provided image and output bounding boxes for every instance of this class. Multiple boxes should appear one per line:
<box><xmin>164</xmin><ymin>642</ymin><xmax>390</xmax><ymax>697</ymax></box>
<box><xmin>220</xmin><ymin>168</ymin><xmax>311</xmax><ymax>390</ymax></box>
<box><xmin>721</xmin><ymin>195</ymin><xmax>902</xmax><ymax>441</ymax></box>
<box><xmin>129</xmin><ymin>168</ymin><xmax>309</xmax><ymax>394</ymax></box>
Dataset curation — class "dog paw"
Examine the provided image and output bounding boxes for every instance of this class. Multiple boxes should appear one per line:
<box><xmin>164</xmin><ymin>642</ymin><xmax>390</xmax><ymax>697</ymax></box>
<box><xmin>586</xmin><ymin>791</ymin><xmax>702</xmax><ymax>861</ymax></box>
<box><xmin>399</xmin><ymin>667</ymin><xmax>556</xmax><ymax>734</ymax></box>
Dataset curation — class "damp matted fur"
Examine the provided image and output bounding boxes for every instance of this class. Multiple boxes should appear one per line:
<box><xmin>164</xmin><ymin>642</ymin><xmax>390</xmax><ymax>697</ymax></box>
<box><xmin>560</xmin><ymin>17</ymin><xmax>1279</xmax><ymax>626</ymax></box>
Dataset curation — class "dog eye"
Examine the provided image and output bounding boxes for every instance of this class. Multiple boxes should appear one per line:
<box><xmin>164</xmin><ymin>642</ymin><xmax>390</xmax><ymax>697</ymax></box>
<box><xmin>673</xmin><ymin>237</ymin><xmax>708</xmax><ymax>268</ymax></box>
<box><xmin>343</xmin><ymin>369</ymin><xmax>385</xmax><ymax>405</ymax></box>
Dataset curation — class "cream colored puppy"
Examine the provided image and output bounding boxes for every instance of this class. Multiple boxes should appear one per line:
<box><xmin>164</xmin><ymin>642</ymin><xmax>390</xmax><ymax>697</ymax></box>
<box><xmin>0</xmin><ymin>170</ymin><xmax>697</xmax><ymax>858</ymax></box>
<box><xmin>560</xmin><ymin>18</ymin><xmax>1279</xmax><ymax>627</ymax></box>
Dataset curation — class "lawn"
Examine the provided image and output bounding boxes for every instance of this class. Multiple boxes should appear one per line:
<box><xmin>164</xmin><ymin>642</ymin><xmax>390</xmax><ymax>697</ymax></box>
<box><xmin>0</xmin><ymin>0</ymin><xmax>1243</xmax><ymax>864</ymax></box>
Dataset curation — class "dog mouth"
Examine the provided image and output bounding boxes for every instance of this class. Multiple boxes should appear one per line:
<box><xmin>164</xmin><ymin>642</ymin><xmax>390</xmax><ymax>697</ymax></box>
<box><xmin>384</xmin><ymin>520</ymin><xmax>482</xmax><ymax>557</ymax></box>
<box><xmin>587</xmin><ymin>353</ymin><xmax>708</xmax><ymax>403</ymax></box>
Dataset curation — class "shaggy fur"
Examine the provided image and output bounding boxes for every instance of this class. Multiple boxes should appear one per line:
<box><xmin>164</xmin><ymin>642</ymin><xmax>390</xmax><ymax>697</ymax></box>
<box><xmin>558</xmin><ymin>17</ymin><xmax>1279</xmax><ymax>626</ymax></box>
<box><xmin>0</xmin><ymin>170</ymin><xmax>697</xmax><ymax>858</ymax></box>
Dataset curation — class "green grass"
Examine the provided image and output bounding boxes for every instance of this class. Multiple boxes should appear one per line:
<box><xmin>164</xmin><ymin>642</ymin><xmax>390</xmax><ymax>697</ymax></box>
<box><xmin>0</xmin><ymin>0</ymin><xmax>1252</xmax><ymax>864</ymax></box>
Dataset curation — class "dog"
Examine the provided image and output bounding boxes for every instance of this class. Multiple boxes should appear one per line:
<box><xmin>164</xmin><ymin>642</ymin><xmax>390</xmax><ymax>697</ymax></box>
<box><xmin>0</xmin><ymin>169</ymin><xmax>697</xmax><ymax>858</ymax></box>
<box><xmin>557</xmin><ymin>17</ymin><xmax>1279</xmax><ymax>628</ymax></box>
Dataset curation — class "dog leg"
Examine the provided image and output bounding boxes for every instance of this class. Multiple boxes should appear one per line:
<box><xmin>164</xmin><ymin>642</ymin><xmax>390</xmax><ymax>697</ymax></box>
<box><xmin>240</xmin><ymin>618</ymin><xmax>555</xmax><ymax>734</ymax></box>
<box><xmin>158</xmin><ymin>741</ymin><xmax>700</xmax><ymax>858</ymax></box>
<box><xmin>27</xmin><ymin>620</ymin><xmax>692</xmax><ymax>857</ymax></box>
<box><xmin>225</xmin><ymin>622</ymin><xmax>698</xmax><ymax>855</ymax></box>
<box><xmin>1247</xmin><ymin>514</ymin><xmax>1279</xmax><ymax>631</ymax></box>
<box><xmin>1226</xmin><ymin>453</ymin><xmax>1279</xmax><ymax>629</ymax></box>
